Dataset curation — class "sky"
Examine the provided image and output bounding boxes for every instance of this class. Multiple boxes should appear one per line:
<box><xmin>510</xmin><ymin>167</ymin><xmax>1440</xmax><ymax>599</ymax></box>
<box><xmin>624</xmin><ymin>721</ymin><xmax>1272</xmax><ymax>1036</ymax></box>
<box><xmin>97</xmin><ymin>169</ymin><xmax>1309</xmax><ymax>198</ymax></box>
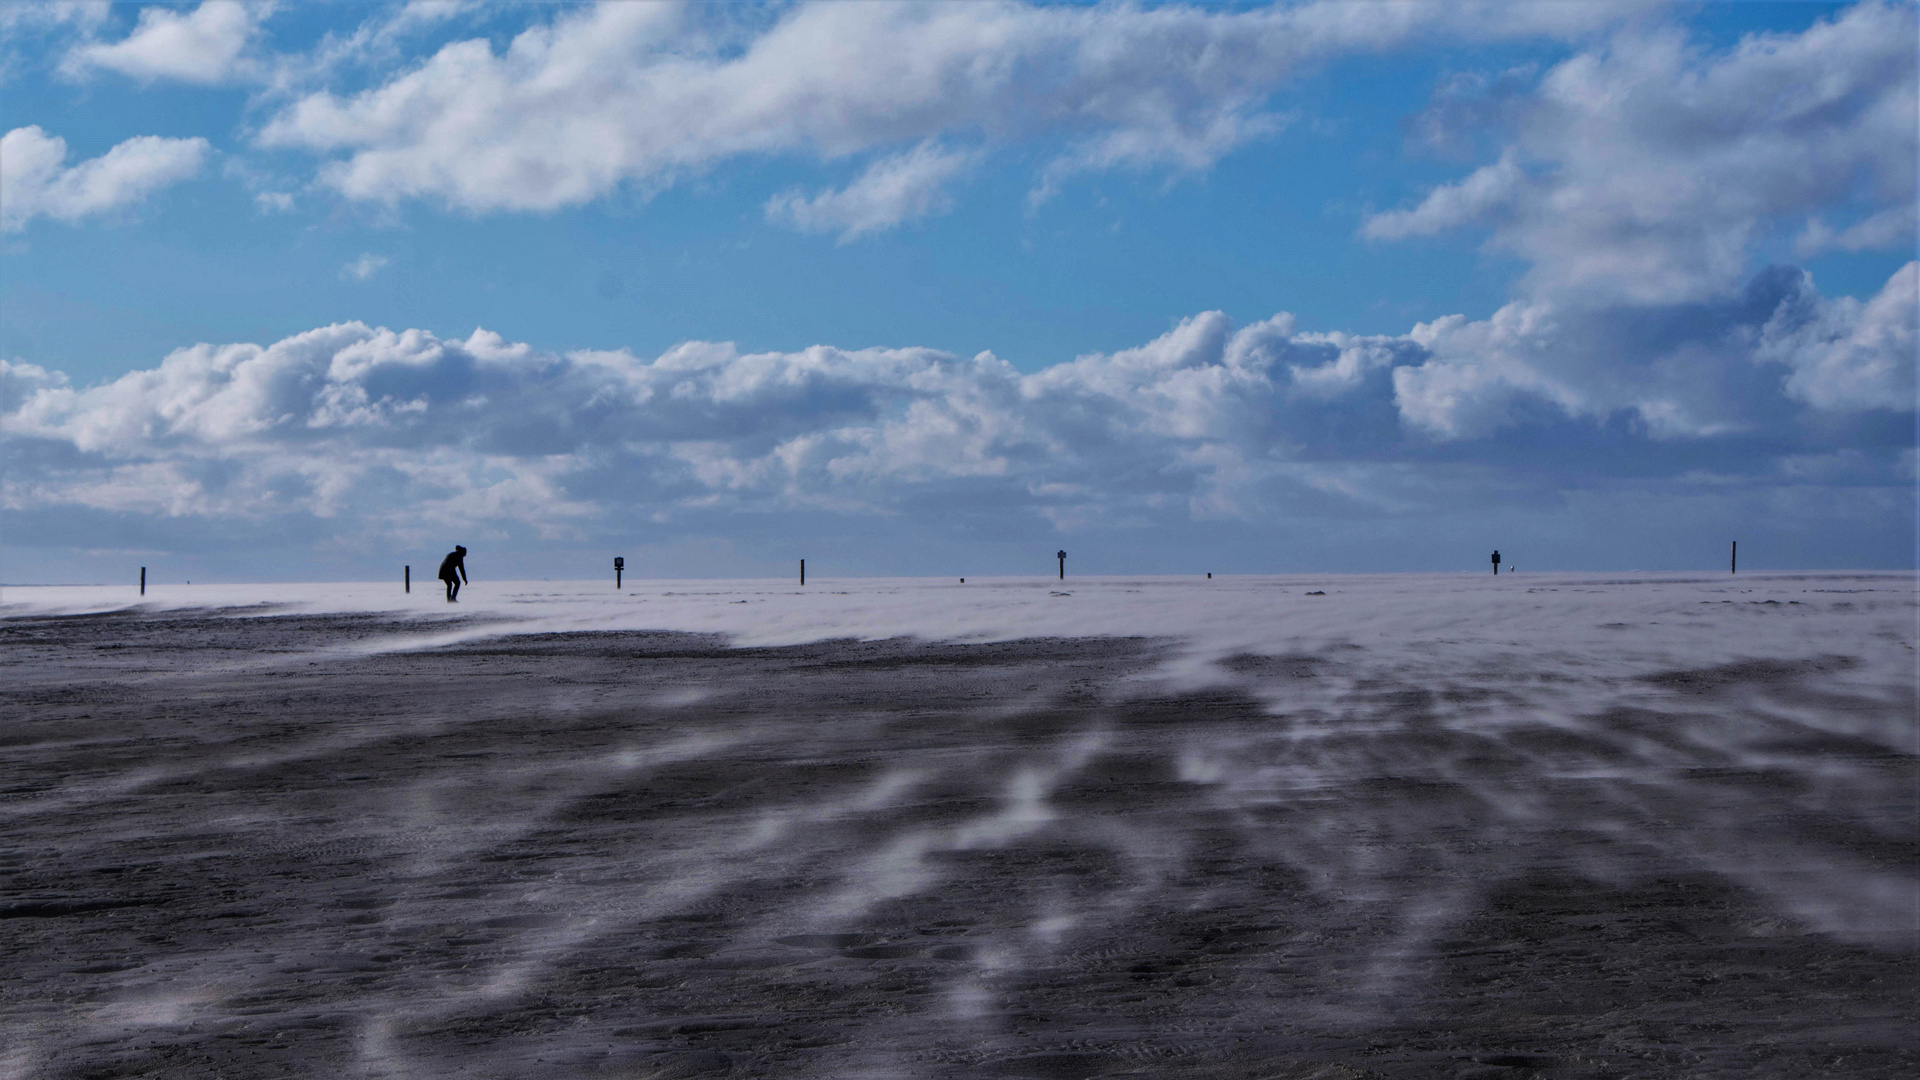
<box><xmin>1</xmin><ymin>0</ymin><xmax>1914</xmax><ymax>584</ymax></box>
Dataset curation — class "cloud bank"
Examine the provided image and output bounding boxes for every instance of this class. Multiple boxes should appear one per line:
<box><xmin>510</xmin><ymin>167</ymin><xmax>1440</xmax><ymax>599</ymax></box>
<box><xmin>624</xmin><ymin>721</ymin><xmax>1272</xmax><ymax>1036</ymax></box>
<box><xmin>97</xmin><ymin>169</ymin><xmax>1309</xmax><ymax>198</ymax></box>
<box><xmin>4</xmin><ymin>260</ymin><xmax>1910</xmax><ymax>559</ymax></box>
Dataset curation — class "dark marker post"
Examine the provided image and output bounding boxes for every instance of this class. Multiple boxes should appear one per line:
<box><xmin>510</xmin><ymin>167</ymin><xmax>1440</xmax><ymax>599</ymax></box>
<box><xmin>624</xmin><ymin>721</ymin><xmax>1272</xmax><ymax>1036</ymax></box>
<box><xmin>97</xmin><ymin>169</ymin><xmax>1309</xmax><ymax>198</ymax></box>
<box><xmin>1731</xmin><ymin>540</ymin><xmax>1737</xmax><ymax>574</ymax></box>
<box><xmin>405</xmin><ymin>565</ymin><xmax>410</xmax><ymax>593</ymax></box>
<box><xmin>800</xmin><ymin>559</ymin><xmax>805</xmax><ymax>586</ymax></box>
<box><xmin>1057</xmin><ymin>550</ymin><xmax>1067</xmax><ymax>580</ymax></box>
<box><xmin>614</xmin><ymin>556</ymin><xmax>624</xmax><ymax>589</ymax></box>
<box><xmin>139</xmin><ymin>567</ymin><xmax>145</xmax><ymax>596</ymax></box>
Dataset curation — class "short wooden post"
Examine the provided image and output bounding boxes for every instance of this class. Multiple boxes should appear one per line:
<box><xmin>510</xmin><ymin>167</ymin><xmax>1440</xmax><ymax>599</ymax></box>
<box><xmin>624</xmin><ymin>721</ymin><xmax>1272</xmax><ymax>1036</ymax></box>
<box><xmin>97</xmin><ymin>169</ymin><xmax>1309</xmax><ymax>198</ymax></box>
<box><xmin>1731</xmin><ymin>540</ymin><xmax>1737</xmax><ymax>574</ymax></box>
<box><xmin>404</xmin><ymin>565</ymin><xmax>410</xmax><ymax>593</ymax></box>
<box><xmin>614</xmin><ymin>557</ymin><xmax>624</xmax><ymax>589</ymax></box>
<box><xmin>1057</xmin><ymin>550</ymin><xmax>1066</xmax><ymax>580</ymax></box>
<box><xmin>800</xmin><ymin>559</ymin><xmax>805</xmax><ymax>586</ymax></box>
<box><xmin>139</xmin><ymin>567</ymin><xmax>146</xmax><ymax>596</ymax></box>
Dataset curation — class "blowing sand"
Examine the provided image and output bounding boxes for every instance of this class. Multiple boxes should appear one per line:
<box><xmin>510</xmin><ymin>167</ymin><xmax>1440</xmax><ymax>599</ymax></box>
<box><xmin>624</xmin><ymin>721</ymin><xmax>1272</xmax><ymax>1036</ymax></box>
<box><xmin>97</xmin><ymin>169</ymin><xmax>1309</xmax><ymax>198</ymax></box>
<box><xmin>1</xmin><ymin>573</ymin><xmax>1913</xmax><ymax>1078</ymax></box>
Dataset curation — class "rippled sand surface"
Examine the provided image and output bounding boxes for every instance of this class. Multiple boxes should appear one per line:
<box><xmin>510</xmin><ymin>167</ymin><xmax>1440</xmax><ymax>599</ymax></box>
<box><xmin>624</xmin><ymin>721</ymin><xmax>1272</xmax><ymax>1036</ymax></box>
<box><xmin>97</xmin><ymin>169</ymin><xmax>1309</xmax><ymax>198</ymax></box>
<box><xmin>1</xmin><ymin>573</ymin><xmax>1914</xmax><ymax>1078</ymax></box>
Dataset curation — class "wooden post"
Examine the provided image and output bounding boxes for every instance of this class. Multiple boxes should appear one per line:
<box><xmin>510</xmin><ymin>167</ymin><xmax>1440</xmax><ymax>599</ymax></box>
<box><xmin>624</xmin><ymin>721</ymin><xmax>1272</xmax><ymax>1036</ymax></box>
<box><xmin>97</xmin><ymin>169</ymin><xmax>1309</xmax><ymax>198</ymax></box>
<box><xmin>1057</xmin><ymin>550</ymin><xmax>1066</xmax><ymax>580</ymax></box>
<box><xmin>405</xmin><ymin>565</ymin><xmax>410</xmax><ymax>593</ymax></box>
<box><xmin>139</xmin><ymin>567</ymin><xmax>145</xmax><ymax>596</ymax></box>
<box><xmin>614</xmin><ymin>557</ymin><xmax>624</xmax><ymax>589</ymax></box>
<box><xmin>1731</xmin><ymin>540</ymin><xmax>1737</xmax><ymax>575</ymax></box>
<box><xmin>800</xmin><ymin>559</ymin><xmax>805</xmax><ymax>586</ymax></box>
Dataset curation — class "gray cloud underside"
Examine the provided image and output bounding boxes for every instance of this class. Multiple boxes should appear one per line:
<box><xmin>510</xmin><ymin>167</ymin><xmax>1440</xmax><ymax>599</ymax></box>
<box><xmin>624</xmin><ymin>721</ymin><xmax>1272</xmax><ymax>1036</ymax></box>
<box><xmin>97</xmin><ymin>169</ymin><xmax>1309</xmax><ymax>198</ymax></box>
<box><xmin>3</xmin><ymin>262</ymin><xmax>1911</xmax><ymax>540</ymax></box>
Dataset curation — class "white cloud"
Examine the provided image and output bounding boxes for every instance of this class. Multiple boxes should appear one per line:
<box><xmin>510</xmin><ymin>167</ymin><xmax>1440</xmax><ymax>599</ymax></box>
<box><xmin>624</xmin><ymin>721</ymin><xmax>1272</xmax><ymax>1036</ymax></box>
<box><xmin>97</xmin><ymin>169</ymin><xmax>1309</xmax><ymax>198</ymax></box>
<box><xmin>1795</xmin><ymin>203</ymin><xmax>1918</xmax><ymax>258</ymax></box>
<box><xmin>254</xmin><ymin>0</ymin><xmax>1632</xmax><ymax>220</ymax></box>
<box><xmin>1760</xmin><ymin>261</ymin><xmax>1917</xmax><ymax>413</ymax></box>
<box><xmin>0</xmin><ymin>359</ymin><xmax>69</xmax><ymax>416</ymax></box>
<box><xmin>0</xmin><ymin>315</ymin><xmax>1290</xmax><ymax>531</ymax></box>
<box><xmin>255</xmin><ymin>0</ymin><xmax>476</xmax><ymax>97</ymax></box>
<box><xmin>1387</xmin><ymin>261</ymin><xmax>1918</xmax><ymax>439</ymax></box>
<box><xmin>341</xmin><ymin>253</ymin><xmax>389</xmax><ymax>281</ymax></box>
<box><xmin>1365</xmin><ymin>1</ymin><xmax>1918</xmax><ymax>304</ymax></box>
<box><xmin>63</xmin><ymin>1</ymin><xmax>272</xmax><ymax>85</ymax></box>
<box><xmin>0</xmin><ymin>125</ymin><xmax>210</xmax><ymax>231</ymax></box>
<box><xmin>1362</xmin><ymin>151</ymin><xmax>1522</xmax><ymax>240</ymax></box>
<box><xmin>5</xmin><ymin>261</ymin><xmax>1906</xmax><ymax>543</ymax></box>
<box><xmin>1391</xmin><ymin>303</ymin><xmax>1584</xmax><ymax>439</ymax></box>
<box><xmin>1358</xmin><ymin>3</ymin><xmax>1918</xmax><ymax>441</ymax></box>
<box><xmin>0</xmin><ymin>1</ymin><xmax>108</xmax><ymax>37</ymax></box>
<box><xmin>767</xmin><ymin>142</ymin><xmax>977</xmax><ymax>242</ymax></box>
<box><xmin>0</xmin><ymin>3</ymin><xmax>105</xmax><ymax>81</ymax></box>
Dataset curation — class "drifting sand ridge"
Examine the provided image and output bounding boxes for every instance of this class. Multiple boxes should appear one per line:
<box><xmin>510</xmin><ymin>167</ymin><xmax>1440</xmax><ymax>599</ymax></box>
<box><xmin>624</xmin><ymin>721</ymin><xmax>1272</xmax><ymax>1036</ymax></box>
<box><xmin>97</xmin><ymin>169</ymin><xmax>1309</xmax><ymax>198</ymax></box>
<box><xmin>1</xmin><ymin>574</ymin><xmax>1913</xmax><ymax>1078</ymax></box>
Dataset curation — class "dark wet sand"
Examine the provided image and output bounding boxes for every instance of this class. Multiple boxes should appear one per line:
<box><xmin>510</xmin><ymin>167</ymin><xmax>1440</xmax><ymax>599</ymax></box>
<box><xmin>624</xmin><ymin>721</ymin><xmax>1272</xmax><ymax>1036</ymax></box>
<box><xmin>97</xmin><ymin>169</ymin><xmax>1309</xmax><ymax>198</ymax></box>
<box><xmin>1</xmin><ymin>611</ymin><xmax>1913</xmax><ymax>1079</ymax></box>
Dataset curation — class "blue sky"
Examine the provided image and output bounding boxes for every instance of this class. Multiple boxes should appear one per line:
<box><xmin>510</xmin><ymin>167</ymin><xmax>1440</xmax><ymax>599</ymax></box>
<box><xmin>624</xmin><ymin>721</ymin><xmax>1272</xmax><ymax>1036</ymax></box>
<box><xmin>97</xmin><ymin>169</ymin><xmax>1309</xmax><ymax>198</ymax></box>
<box><xmin>1</xmin><ymin>1</ymin><xmax>1914</xmax><ymax>582</ymax></box>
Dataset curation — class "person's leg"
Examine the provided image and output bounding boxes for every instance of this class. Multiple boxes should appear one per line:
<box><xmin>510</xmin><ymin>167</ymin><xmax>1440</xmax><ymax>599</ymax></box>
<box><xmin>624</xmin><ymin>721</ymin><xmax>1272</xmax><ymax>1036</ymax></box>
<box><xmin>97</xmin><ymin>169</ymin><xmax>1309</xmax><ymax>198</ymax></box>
<box><xmin>450</xmin><ymin>578</ymin><xmax>460</xmax><ymax>601</ymax></box>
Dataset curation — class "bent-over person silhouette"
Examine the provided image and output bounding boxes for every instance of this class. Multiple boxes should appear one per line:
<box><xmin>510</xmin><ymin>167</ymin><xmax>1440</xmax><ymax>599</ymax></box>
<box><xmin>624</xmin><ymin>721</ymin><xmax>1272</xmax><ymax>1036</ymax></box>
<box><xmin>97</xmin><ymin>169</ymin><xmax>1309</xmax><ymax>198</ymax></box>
<box><xmin>439</xmin><ymin>545</ymin><xmax>468</xmax><ymax>602</ymax></box>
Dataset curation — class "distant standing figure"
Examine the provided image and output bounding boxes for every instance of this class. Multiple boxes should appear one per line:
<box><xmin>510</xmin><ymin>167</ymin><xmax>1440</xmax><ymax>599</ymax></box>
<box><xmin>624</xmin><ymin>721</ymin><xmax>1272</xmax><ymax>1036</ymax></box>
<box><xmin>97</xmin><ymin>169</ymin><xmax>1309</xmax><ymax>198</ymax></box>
<box><xmin>439</xmin><ymin>545</ymin><xmax>468</xmax><ymax>602</ymax></box>
<box><xmin>1491</xmin><ymin>550</ymin><xmax>1501</xmax><ymax>575</ymax></box>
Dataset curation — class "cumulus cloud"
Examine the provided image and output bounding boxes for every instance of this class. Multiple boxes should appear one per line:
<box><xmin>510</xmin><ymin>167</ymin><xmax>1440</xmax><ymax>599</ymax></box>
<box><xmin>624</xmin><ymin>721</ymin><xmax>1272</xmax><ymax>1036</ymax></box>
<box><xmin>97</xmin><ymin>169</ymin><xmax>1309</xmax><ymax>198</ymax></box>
<box><xmin>1759</xmin><ymin>262</ymin><xmax>1918</xmax><ymax>413</ymax></box>
<box><xmin>0</xmin><ymin>313</ymin><xmax>1356</xmax><ymax>534</ymax></box>
<box><xmin>1366</xmin><ymin>0</ymin><xmax>1918</xmax><ymax>304</ymax></box>
<box><xmin>1389</xmin><ymin>262</ymin><xmax>1917</xmax><ymax>439</ymax></box>
<box><xmin>0</xmin><ymin>125</ymin><xmax>210</xmax><ymax>231</ymax></box>
<box><xmin>0</xmin><ymin>359</ymin><xmax>68</xmax><ymax>416</ymax></box>
<box><xmin>3</xmin><ymin>258</ymin><xmax>1908</xmax><ymax>545</ymax></box>
<box><xmin>767</xmin><ymin>142</ymin><xmax>977</xmax><ymax>242</ymax></box>
<box><xmin>1359</xmin><ymin>3</ymin><xmax>1918</xmax><ymax>442</ymax></box>
<box><xmin>63</xmin><ymin>0</ymin><xmax>272</xmax><ymax>84</ymax></box>
<box><xmin>253</xmin><ymin>0</ymin><xmax>1632</xmax><ymax>220</ymax></box>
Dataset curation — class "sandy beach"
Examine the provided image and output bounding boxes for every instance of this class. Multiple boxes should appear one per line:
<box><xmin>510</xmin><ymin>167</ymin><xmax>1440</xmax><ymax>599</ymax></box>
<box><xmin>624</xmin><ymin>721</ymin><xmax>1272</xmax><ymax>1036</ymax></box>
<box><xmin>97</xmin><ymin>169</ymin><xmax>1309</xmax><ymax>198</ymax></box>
<box><xmin>1</xmin><ymin>573</ymin><xmax>1913</xmax><ymax>1078</ymax></box>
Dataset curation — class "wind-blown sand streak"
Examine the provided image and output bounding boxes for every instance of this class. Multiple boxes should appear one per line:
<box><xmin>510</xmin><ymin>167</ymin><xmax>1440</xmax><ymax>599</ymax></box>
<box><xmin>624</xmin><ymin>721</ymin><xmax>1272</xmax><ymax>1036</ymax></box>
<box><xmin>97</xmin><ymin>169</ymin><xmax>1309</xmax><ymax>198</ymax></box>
<box><xmin>1</xmin><ymin>573</ymin><xmax>1913</xmax><ymax>1078</ymax></box>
